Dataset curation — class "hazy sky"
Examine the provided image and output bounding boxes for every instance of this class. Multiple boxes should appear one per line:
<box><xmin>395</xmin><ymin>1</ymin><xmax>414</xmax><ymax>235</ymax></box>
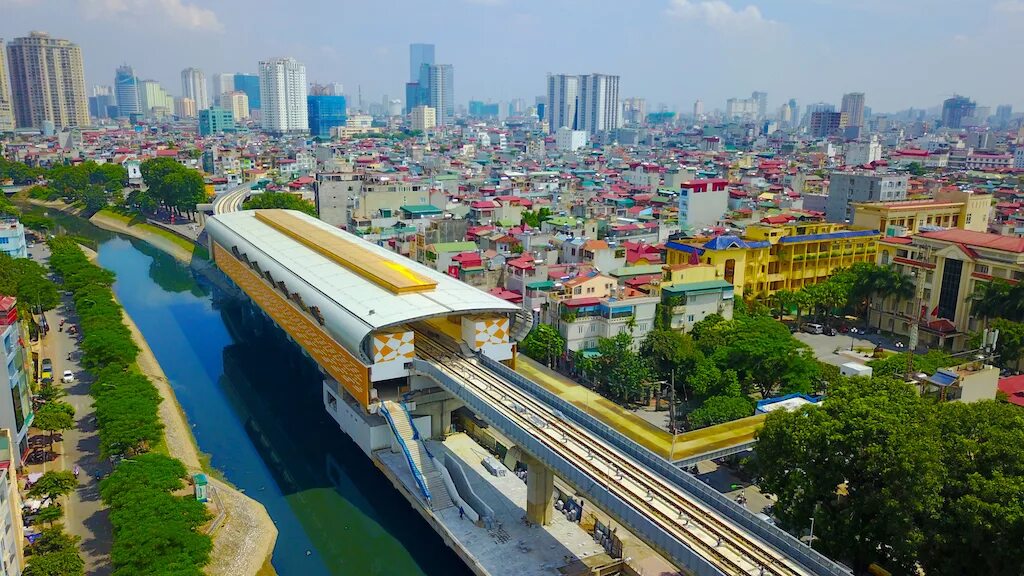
<box><xmin>4</xmin><ymin>0</ymin><xmax>1024</xmax><ymax>113</ymax></box>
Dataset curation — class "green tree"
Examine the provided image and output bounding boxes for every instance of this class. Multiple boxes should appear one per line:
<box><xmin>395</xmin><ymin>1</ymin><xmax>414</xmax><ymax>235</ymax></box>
<box><xmin>241</xmin><ymin>191</ymin><xmax>318</xmax><ymax>217</ymax></box>
<box><xmin>753</xmin><ymin>377</ymin><xmax>944</xmax><ymax>572</ymax></box>
<box><xmin>712</xmin><ymin>316</ymin><xmax>820</xmax><ymax>397</ymax></box>
<box><xmin>967</xmin><ymin>279</ymin><xmax>1013</xmax><ymax>326</ymax></box>
<box><xmin>579</xmin><ymin>332</ymin><xmax>652</xmax><ymax>404</ymax></box>
<box><xmin>867</xmin><ymin>349</ymin><xmax>955</xmax><ymax>379</ymax></box>
<box><xmin>687</xmin><ymin>395</ymin><xmax>753</xmax><ymax>428</ymax></box>
<box><xmin>520</xmin><ymin>207</ymin><xmax>552</xmax><ymax>228</ymax></box>
<box><xmin>33</xmin><ymin>401</ymin><xmax>75</xmax><ymax>454</ymax></box>
<box><xmin>31</xmin><ymin>524</ymin><xmax>80</xmax><ymax>555</ymax></box>
<box><xmin>34</xmin><ymin>505</ymin><xmax>64</xmax><ymax>526</ymax></box>
<box><xmin>520</xmin><ymin>324</ymin><xmax>565</xmax><ymax>368</ymax></box>
<box><xmin>29</xmin><ymin>471</ymin><xmax>78</xmax><ymax>503</ymax></box>
<box><xmin>906</xmin><ymin>161</ymin><xmax>926</xmax><ymax>176</ymax></box>
<box><xmin>24</xmin><ymin>549</ymin><xmax>84</xmax><ymax>576</ymax></box>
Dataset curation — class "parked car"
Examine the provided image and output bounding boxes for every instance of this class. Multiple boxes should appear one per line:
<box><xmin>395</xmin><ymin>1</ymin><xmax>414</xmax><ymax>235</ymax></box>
<box><xmin>802</xmin><ymin>323</ymin><xmax>825</xmax><ymax>335</ymax></box>
<box><xmin>61</xmin><ymin>370</ymin><xmax>74</xmax><ymax>384</ymax></box>
<box><xmin>40</xmin><ymin>358</ymin><xmax>53</xmax><ymax>382</ymax></box>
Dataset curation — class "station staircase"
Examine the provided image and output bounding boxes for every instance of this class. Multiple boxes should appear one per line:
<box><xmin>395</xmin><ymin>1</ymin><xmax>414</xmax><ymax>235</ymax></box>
<box><xmin>381</xmin><ymin>400</ymin><xmax>454</xmax><ymax>512</ymax></box>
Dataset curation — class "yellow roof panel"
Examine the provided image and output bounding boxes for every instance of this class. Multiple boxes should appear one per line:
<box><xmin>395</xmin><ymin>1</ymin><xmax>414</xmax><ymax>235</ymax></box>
<box><xmin>254</xmin><ymin>209</ymin><xmax>437</xmax><ymax>294</ymax></box>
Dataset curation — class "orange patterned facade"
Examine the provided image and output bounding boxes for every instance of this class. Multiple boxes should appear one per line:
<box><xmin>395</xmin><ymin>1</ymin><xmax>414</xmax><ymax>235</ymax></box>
<box><xmin>212</xmin><ymin>242</ymin><xmax>372</xmax><ymax>407</ymax></box>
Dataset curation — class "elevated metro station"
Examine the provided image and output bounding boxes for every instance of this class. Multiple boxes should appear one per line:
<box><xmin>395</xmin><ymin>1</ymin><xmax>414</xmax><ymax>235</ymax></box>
<box><xmin>206</xmin><ymin>210</ymin><xmax>849</xmax><ymax>576</ymax></box>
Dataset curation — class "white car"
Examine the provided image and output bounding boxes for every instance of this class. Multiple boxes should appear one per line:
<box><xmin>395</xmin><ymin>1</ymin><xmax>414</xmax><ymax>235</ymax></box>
<box><xmin>61</xmin><ymin>370</ymin><xmax>74</xmax><ymax>384</ymax></box>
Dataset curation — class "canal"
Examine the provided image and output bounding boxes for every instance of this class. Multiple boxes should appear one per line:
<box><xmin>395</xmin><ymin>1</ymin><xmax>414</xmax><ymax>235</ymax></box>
<box><xmin>52</xmin><ymin>213</ymin><xmax>472</xmax><ymax>576</ymax></box>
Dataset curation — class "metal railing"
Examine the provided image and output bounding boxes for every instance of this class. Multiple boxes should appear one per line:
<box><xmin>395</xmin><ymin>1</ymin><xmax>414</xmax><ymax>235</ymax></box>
<box><xmin>399</xmin><ymin>402</ymin><xmax>434</xmax><ymax>460</ymax></box>
<box><xmin>379</xmin><ymin>401</ymin><xmax>432</xmax><ymax>503</ymax></box>
<box><xmin>413</xmin><ymin>359</ymin><xmax>726</xmax><ymax>576</ymax></box>
<box><xmin>477</xmin><ymin>355</ymin><xmax>849</xmax><ymax>576</ymax></box>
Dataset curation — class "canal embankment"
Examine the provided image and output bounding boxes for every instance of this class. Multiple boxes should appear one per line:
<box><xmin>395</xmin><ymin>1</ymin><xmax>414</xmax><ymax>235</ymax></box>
<box><xmin>78</xmin><ymin>244</ymin><xmax>278</xmax><ymax>575</ymax></box>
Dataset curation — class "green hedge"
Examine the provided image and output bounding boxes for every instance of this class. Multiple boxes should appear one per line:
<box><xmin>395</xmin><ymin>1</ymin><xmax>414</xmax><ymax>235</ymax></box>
<box><xmin>47</xmin><ymin>237</ymin><xmax>211</xmax><ymax>575</ymax></box>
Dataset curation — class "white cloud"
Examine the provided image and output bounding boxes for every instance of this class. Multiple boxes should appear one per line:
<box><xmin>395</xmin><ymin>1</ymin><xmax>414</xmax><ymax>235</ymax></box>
<box><xmin>82</xmin><ymin>0</ymin><xmax>224</xmax><ymax>32</ymax></box>
<box><xmin>994</xmin><ymin>0</ymin><xmax>1024</xmax><ymax>12</ymax></box>
<box><xmin>464</xmin><ymin>0</ymin><xmax>505</xmax><ymax>5</ymax></box>
<box><xmin>666</xmin><ymin>0</ymin><xmax>776</xmax><ymax>31</ymax></box>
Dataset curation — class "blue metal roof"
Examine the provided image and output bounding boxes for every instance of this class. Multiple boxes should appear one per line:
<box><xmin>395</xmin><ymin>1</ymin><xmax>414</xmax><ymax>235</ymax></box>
<box><xmin>928</xmin><ymin>369</ymin><xmax>959</xmax><ymax>387</ymax></box>
<box><xmin>665</xmin><ymin>241</ymin><xmax>704</xmax><ymax>255</ymax></box>
<box><xmin>703</xmin><ymin>235</ymin><xmax>748</xmax><ymax>250</ymax></box>
<box><xmin>778</xmin><ymin>229</ymin><xmax>879</xmax><ymax>244</ymax></box>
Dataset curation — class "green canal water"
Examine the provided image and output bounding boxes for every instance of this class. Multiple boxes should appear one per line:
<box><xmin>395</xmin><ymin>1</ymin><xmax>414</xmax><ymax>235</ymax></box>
<box><xmin>50</xmin><ymin>212</ymin><xmax>472</xmax><ymax>576</ymax></box>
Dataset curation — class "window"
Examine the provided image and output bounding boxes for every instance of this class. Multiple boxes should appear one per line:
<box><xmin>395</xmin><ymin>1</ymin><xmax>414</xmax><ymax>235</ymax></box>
<box><xmin>965</xmin><ymin>214</ymin><xmax>972</xmax><ymax>224</ymax></box>
<box><xmin>975</xmin><ymin>264</ymin><xmax>989</xmax><ymax>275</ymax></box>
<box><xmin>0</xmin><ymin>238</ymin><xmax>8</xmax><ymax>245</ymax></box>
<box><xmin>687</xmin><ymin>315</ymin><xmax>695</xmax><ymax>322</ymax></box>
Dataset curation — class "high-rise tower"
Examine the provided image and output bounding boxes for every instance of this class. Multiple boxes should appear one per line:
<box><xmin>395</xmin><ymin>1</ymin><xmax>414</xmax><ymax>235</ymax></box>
<box><xmin>6</xmin><ymin>32</ymin><xmax>89</xmax><ymax>128</ymax></box>
<box><xmin>259</xmin><ymin>57</ymin><xmax>308</xmax><ymax>134</ymax></box>
<box><xmin>180</xmin><ymin>67</ymin><xmax>208</xmax><ymax>110</ymax></box>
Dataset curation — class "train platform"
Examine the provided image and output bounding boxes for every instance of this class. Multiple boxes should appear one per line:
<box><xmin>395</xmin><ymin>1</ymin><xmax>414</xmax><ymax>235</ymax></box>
<box><xmin>515</xmin><ymin>356</ymin><xmax>766</xmax><ymax>461</ymax></box>
<box><xmin>376</xmin><ymin>432</ymin><xmax>606</xmax><ymax>576</ymax></box>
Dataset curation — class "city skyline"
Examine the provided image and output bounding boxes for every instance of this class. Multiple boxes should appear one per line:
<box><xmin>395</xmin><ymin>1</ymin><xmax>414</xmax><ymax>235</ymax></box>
<box><xmin>4</xmin><ymin>0</ymin><xmax>1024</xmax><ymax>113</ymax></box>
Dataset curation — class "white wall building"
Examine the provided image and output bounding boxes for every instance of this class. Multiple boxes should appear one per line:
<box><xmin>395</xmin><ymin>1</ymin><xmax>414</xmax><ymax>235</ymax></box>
<box><xmin>212</xmin><ymin>73</ymin><xmax>234</xmax><ymax>104</ymax></box>
<box><xmin>555</xmin><ymin>126</ymin><xmax>587</xmax><ymax>152</ymax></box>
<box><xmin>0</xmin><ymin>221</ymin><xmax>27</xmax><ymax>259</ymax></box>
<box><xmin>845</xmin><ymin>136</ymin><xmax>882</xmax><ymax>166</ymax></box>
<box><xmin>259</xmin><ymin>57</ymin><xmax>308</xmax><ymax>134</ymax></box>
<box><xmin>1015</xmin><ymin>147</ymin><xmax>1024</xmax><ymax>169</ymax></box>
<box><xmin>180</xmin><ymin>67</ymin><xmax>208</xmax><ymax>110</ymax></box>
<box><xmin>546</xmin><ymin>74</ymin><xmax>579</xmax><ymax>132</ymax></box>
<box><xmin>222</xmin><ymin>91</ymin><xmax>249</xmax><ymax>121</ymax></box>
<box><xmin>578</xmin><ymin>73</ymin><xmax>619</xmax><ymax>134</ymax></box>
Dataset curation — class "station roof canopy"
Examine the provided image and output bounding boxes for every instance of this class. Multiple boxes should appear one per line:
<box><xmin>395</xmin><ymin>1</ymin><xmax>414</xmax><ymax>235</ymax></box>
<box><xmin>206</xmin><ymin>209</ymin><xmax>519</xmax><ymax>357</ymax></box>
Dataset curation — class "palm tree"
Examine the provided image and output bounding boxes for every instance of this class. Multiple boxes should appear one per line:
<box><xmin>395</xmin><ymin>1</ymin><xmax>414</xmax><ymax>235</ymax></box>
<box><xmin>877</xmin><ymin>268</ymin><xmax>915</xmax><ymax>332</ymax></box>
<box><xmin>772</xmin><ymin>290</ymin><xmax>795</xmax><ymax>319</ymax></box>
<box><xmin>967</xmin><ymin>279</ymin><xmax>1012</xmax><ymax>328</ymax></box>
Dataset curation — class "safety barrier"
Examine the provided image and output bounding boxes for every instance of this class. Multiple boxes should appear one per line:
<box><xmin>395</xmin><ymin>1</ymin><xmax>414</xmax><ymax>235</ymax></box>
<box><xmin>477</xmin><ymin>355</ymin><xmax>849</xmax><ymax>576</ymax></box>
<box><xmin>433</xmin><ymin>455</ymin><xmax>481</xmax><ymax>524</ymax></box>
<box><xmin>399</xmin><ymin>402</ymin><xmax>435</xmax><ymax>460</ymax></box>
<box><xmin>413</xmin><ymin>359</ymin><xmax>726</xmax><ymax>576</ymax></box>
<box><xmin>379</xmin><ymin>401</ymin><xmax>432</xmax><ymax>503</ymax></box>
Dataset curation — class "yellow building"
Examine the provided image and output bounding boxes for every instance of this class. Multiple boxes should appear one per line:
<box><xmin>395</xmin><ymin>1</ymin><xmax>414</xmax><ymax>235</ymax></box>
<box><xmin>852</xmin><ymin>189</ymin><xmax>992</xmax><ymax>235</ymax></box>
<box><xmin>666</xmin><ymin>222</ymin><xmax>879</xmax><ymax>299</ymax></box>
<box><xmin>873</xmin><ymin>230</ymin><xmax>1024</xmax><ymax>350</ymax></box>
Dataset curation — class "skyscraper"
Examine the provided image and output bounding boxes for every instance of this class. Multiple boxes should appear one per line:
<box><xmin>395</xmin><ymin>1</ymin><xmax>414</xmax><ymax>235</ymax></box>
<box><xmin>212</xmin><ymin>73</ymin><xmax>234</xmax><ymax>106</ymax></box>
<box><xmin>841</xmin><ymin>92</ymin><xmax>866</xmax><ymax>127</ymax></box>
<box><xmin>0</xmin><ymin>40</ymin><xmax>14</xmax><ymax>132</ymax></box>
<box><xmin>751</xmin><ymin>91</ymin><xmax>768</xmax><ymax>119</ymax></box>
<box><xmin>139</xmin><ymin>79</ymin><xmax>174</xmax><ymax>117</ymax></box>
<box><xmin>426</xmin><ymin>64</ymin><xmax>454</xmax><ymax>126</ymax></box>
<box><xmin>409</xmin><ymin>43</ymin><xmax>434</xmax><ymax>82</ymax></box>
<box><xmin>942</xmin><ymin>95</ymin><xmax>976</xmax><ymax>129</ymax></box>
<box><xmin>6</xmin><ymin>32</ymin><xmax>89</xmax><ymax>129</ymax></box>
<box><xmin>222</xmin><ymin>91</ymin><xmax>249</xmax><ymax>121</ymax></box>
<box><xmin>787</xmin><ymin>99</ymin><xmax>799</xmax><ymax>126</ymax></box>
<box><xmin>88</xmin><ymin>85</ymin><xmax>114</xmax><ymax>120</ymax></box>
<box><xmin>233</xmin><ymin>74</ymin><xmax>260</xmax><ymax>110</ymax></box>
<box><xmin>259</xmin><ymin>57</ymin><xmax>308</xmax><ymax>134</ymax></box>
<box><xmin>693</xmin><ymin>99</ymin><xmax>704</xmax><ymax>119</ymax></box>
<box><xmin>180</xmin><ymin>67</ymin><xmax>208</xmax><ymax>110</ymax></box>
<box><xmin>578</xmin><ymin>74</ymin><xmax>620</xmax><ymax>134</ymax></box>
<box><xmin>114</xmin><ymin>65</ymin><xmax>140</xmax><ymax>117</ymax></box>
<box><xmin>546</xmin><ymin>74</ymin><xmax>579</xmax><ymax>132</ymax></box>
<box><xmin>307</xmin><ymin>95</ymin><xmax>346</xmax><ymax>138</ymax></box>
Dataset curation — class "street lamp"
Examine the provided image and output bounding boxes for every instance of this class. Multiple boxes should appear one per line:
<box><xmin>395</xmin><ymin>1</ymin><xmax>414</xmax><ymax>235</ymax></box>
<box><xmin>808</xmin><ymin>516</ymin><xmax>815</xmax><ymax>547</ymax></box>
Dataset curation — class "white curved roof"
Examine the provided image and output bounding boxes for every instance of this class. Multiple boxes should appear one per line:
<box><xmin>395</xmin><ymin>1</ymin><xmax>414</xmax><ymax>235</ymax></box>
<box><xmin>206</xmin><ymin>209</ymin><xmax>519</xmax><ymax>359</ymax></box>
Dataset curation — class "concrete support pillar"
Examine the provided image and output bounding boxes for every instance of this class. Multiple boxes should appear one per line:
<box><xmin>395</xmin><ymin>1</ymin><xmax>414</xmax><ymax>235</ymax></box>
<box><xmin>524</xmin><ymin>455</ymin><xmax>554</xmax><ymax>526</ymax></box>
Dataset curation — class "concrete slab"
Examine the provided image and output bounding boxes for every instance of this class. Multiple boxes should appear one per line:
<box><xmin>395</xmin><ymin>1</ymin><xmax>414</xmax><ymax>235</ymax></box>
<box><xmin>376</xmin><ymin>432</ymin><xmax>606</xmax><ymax>576</ymax></box>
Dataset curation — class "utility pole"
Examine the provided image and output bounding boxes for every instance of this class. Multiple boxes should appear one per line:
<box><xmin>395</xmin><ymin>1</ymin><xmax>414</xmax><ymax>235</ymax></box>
<box><xmin>907</xmin><ymin>246</ymin><xmax>931</xmax><ymax>380</ymax></box>
<box><xmin>669</xmin><ymin>370</ymin><xmax>676</xmax><ymax>434</ymax></box>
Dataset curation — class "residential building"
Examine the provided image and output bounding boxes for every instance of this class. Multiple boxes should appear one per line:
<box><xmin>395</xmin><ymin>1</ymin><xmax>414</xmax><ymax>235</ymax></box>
<box><xmin>0</xmin><ymin>428</ymin><xmax>24</xmax><ymax>576</ymax></box>
<box><xmin>678</xmin><ymin>179</ymin><xmax>729</xmax><ymax>230</ymax></box>
<box><xmin>840</xmin><ymin>92</ymin><xmax>865</xmax><ymax>128</ymax></box>
<box><xmin>622</xmin><ymin>97</ymin><xmax>646</xmax><ymax>126</ymax></box>
<box><xmin>0</xmin><ymin>298</ymin><xmax>32</xmax><ymax>461</ymax></box>
<box><xmin>0</xmin><ymin>221</ymin><xmax>27</xmax><ymax>259</ymax></box>
<box><xmin>725</xmin><ymin>97</ymin><xmax>757</xmax><ymax>119</ymax></box>
<box><xmin>693</xmin><ymin>99</ymin><xmax>704</xmax><ymax>119</ymax></box>
<box><xmin>198</xmin><ymin>107</ymin><xmax>234</xmax><ymax>136</ymax></box>
<box><xmin>138</xmin><ymin>79</ymin><xmax>173</xmax><ymax>118</ymax></box>
<box><xmin>212</xmin><ymin>73</ymin><xmax>234</xmax><ymax>104</ymax></box>
<box><xmin>222</xmin><ymin>90</ymin><xmax>250</xmax><ymax>121</ymax></box>
<box><xmin>665</xmin><ymin>222</ymin><xmax>880</xmax><ymax>299</ymax></box>
<box><xmin>1016</xmin><ymin>147</ymin><xmax>1024</xmax><ymax>169</ymax></box>
<box><xmin>175</xmin><ymin>97</ymin><xmax>196</xmax><ymax>119</ymax></box>
<box><xmin>259</xmin><ymin>57</ymin><xmax>308</xmax><ymax>134</ymax></box>
<box><xmin>845</xmin><ymin>136</ymin><xmax>882</xmax><ymax>166</ymax></box>
<box><xmin>942</xmin><ymin>95</ymin><xmax>975</xmax><ymax>129</ymax></box>
<box><xmin>826</xmin><ymin>171</ymin><xmax>909</xmax><ymax>223</ymax></box>
<box><xmin>922</xmin><ymin>362</ymin><xmax>999</xmax><ymax>403</ymax></box>
<box><xmin>411</xmin><ymin>105</ymin><xmax>436</xmax><ymax>132</ymax></box>
<box><xmin>546</xmin><ymin>74</ymin><xmax>579</xmax><ymax>131</ymax></box>
<box><xmin>555</xmin><ymin>126</ymin><xmax>587</xmax><ymax>151</ymax></box>
<box><xmin>577</xmin><ymin>74</ymin><xmax>620</xmax><ymax>134</ymax></box>
<box><xmin>651</xmin><ymin>263</ymin><xmax>735</xmax><ymax>332</ymax></box>
<box><xmin>556</xmin><ymin>292</ymin><xmax>659</xmax><ymax>354</ymax></box>
<box><xmin>852</xmin><ymin>189</ymin><xmax>992</xmax><ymax>235</ymax></box>
<box><xmin>113</xmin><ymin>64</ymin><xmax>140</xmax><ymax>118</ymax></box>
<box><xmin>809</xmin><ymin>111</ymin><xmax>848</xmax><ymax>138</ymax></box>
<box><xmin>233</xmin><ymin>74</ymin><xmax>260</xmax><ymax>110</ymax></box>
<box><xmin>426</xmin><ymin>64</ymin><xmax>454</xmax><ymax>125</ymax></box>
<box><xmin>307</xmin><ymin>95</ymin><xmax>347</xmax><ymax>138</ymax></box>
<box><xmin>180</xmin><ymin>67</ymin><xmax>208</xmax><ymax>110</ymax></box>
<box><xmin>0</xmin><ymin>42</ymin><xmax>13</xmax><ymax>132</ymax></box>
<box><xmin>874</xmin><ymin>230</ymin><xmax>1024</xmax><ymax>350</ymax></box>
<box><xmin>6</xmin><ymin>32</ymin><xmax>89</xmax><ymax>128</ymax></box>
